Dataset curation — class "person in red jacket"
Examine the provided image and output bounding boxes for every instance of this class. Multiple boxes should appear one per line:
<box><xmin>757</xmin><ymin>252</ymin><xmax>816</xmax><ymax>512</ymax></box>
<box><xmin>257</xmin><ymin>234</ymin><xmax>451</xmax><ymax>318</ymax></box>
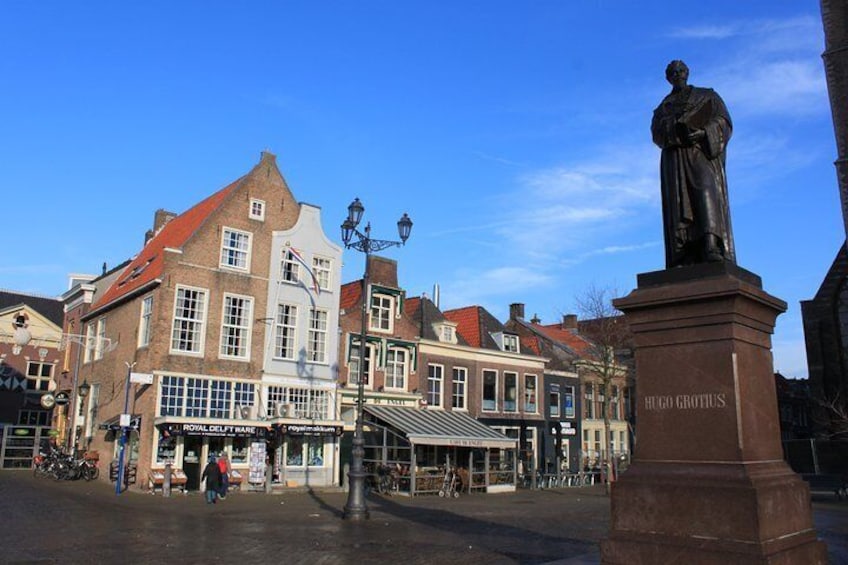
<box><xmin>217</xmin><ymin>452</ymin><xmax>232</xmax><ymax>499</ymax></box>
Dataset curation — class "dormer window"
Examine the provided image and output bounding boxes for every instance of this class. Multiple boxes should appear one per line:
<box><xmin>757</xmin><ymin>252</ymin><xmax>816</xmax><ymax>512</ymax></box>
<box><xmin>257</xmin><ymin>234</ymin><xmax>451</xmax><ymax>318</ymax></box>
<box><xmin>493</xmin><ymin>332</ymin><xmax>519</xmax><ymax>352</ymax></box>
<box><xmin>434</xmin><ymin>322</ymin><xmax>458</xmax><ymax>344</ymax></box>
<box><xmin>249</xmin><ymin>198</ymin><xmax>265</xmax><ymax>221</ymax></box>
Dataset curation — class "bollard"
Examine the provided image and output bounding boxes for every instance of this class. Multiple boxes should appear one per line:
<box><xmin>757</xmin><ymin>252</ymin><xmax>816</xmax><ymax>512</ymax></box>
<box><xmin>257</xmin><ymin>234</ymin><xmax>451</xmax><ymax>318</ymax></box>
<box><xmin>556</xmin><ymin>457</ymin><xmax>562</xmax><ymax>488</ymax></box>
<box><xmin>163</xmin><ymin>461</ymin><xmax>172</xmax><ymax>498</ymax></box>
<box><xmin>265</xmin><ymin>461</ymin><xmax>273</xmax><ymax>494</ymax></box>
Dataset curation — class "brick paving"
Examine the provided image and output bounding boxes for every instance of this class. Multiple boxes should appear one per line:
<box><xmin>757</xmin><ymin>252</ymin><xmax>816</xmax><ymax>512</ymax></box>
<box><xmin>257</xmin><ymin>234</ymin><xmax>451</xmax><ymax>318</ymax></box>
<box><xmin>1</xmin><ymin>472</ymin><xmax>845</xmax><ymax>564</ymax></box>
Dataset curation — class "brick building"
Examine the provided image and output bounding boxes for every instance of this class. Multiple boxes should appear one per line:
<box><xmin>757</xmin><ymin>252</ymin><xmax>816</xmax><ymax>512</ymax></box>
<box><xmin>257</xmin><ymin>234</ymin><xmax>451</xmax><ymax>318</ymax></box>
<box><xmin>74</xmin><ymin>151</ymin><xmax>344</xmax><ymax>491</ymax></box>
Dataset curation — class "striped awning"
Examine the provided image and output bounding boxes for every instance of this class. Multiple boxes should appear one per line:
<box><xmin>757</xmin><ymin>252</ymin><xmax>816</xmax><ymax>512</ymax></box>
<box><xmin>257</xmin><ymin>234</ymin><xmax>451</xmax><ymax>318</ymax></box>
<box><xmin>364</xmin><ymin>405</ymin><xmax>517</xmax><ymax>449</ymax></box>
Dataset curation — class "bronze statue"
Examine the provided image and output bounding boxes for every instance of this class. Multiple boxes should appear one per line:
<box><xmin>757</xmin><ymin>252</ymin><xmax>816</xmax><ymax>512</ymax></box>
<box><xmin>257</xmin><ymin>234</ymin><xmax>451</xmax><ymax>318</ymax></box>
<box><xmin>651</xmin><ymin>60</ymin><xmax>736</xmax><ymax>267</ymax></box>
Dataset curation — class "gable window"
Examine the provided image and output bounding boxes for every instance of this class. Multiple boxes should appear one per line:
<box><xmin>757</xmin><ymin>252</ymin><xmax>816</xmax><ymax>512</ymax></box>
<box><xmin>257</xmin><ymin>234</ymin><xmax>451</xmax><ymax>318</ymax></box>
<box><xmin>482</xmin><ymin>370</ymin><xmax>497</xmax><ymax>411</ymax></box>
<box><xmin>281</xmin><ymin>250</ymin><xmax>300</xmax><ymax>283</ymax></box>
<box><xmin>564</xmin><ymin>386</ymin><xmax>575</xmax><ymax>418</ymax></box>
<box><xmin>249</xmin><ymin>198</ymin><xmax>265</xmax><ymax>221</ymax></box>
<box><xmin>274</xmin><ymin>304</ymin><xmax>298</xmax><ymax>360</ymax></box>
<box><xmin>220</xmin><ymin>294</ymin><xmax>252</xmax><ymax>360</ymax></box>
<box><xmin>504</xmin><ymin>372</ymin><xmax>518</xmax><ymax>412</ymax></box>
<box><xmin>524</xmin><ymin>374</ymin><xmax>538</xmax><ymax>413</ymax></box>
<box><xmin>171</xmin><ymin>286</ymin><xmax>208</xmax><ymax>355</ymax></box>
<box><xmin>427</xmin><ymin>364</ymin><xmax>443</xmax><ymax>408</ymax></box>
<box><xmin>83</xmin><ymin>322</ymin><xmax>95</xmax><ymax>363</ymax></box>
<box><xmin>349</xmin><ymin>340</ymin><xmax>374</xmax><ymax>386</ymax></box>
<box><xmin>312</xmin><ymin>256</ymin><xmax>332</xmax><ymax>291</ymax></box>
<box><xmin>549</xmin><ymin>390</ymin><xmax>561</xmax><ymax>418</ymax></box>
<box><xmin>220</xmin><ymin>227</ymin><xmax>252</xmax><ymax>271</ymax></box>
<box><xmin>369</xmin><ymin>293</ymin><xmax>394</xmax><ymax>332</ymax></box>
<box><xmin>94</xmin><ymin>318</ymin><xmax>107</xmax><ymax>360</ymax></box>
<box><xmin>503</xmin><ymin>334</ymin><xmax>519</xmax><ymax>353</ymax></box>
<box><xmin>138</xmin><ymin>295</ymin><xmax>153</xmax><ymax>348</ymax></box>
<box><xmin>385</xmin><ymin>348</ymin><xmax>407</xmax><ymax>390</ymax></box>
<box><xmin>452</xmin><ymin>367</ymin><xmax>467</xmax><ymax>409</ymax></box>
<box><xmin>307</xmin><ymin>309</ymin><xmax>328</xmax><ymax>363</ymax></box>
<box><xmin>25</xmin><ymin>362</ymin><xmax>53</xmax><ymax>392</ymax></box>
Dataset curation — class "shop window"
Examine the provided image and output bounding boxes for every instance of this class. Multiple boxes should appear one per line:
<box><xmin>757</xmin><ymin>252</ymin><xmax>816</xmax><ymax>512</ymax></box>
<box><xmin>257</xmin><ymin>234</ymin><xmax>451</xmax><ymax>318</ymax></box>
<box><xmin>156</xmin><ymin>431</ymin><xmax>177</xmax><ymax>465</ymax></box>
<box><xmin>232</xmin><ymin>437</ymin><xmax>249</xmax><ymax>464</ymax></box>
<box><xmin>287</xmin><ymin>437</ymin><xmax>304</xmax><ymax>466</ymax></box>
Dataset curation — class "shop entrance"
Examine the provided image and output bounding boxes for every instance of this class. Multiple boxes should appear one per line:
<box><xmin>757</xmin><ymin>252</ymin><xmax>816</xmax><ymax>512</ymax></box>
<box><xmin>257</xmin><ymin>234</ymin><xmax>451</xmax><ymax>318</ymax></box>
<box><xmin>183</xmin><ymin>436</ymin><xmax>202</xmax><ymax>490</ymax></box>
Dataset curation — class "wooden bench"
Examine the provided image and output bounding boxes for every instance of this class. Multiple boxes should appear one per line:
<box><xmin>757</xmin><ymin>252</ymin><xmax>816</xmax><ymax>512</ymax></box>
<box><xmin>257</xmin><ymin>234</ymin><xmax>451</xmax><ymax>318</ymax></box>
<box><xmin>801</xmin><ymin>473</ymin><xmax>847</xmax><ymax>500</ymax></box>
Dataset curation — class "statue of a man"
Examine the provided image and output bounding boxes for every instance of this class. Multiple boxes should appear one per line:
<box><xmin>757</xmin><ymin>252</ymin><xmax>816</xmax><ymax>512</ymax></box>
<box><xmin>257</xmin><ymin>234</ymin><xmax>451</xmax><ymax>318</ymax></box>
<box><xmin>651</xmin><ymin>60</ymin><xmax>736</xmax><ymax>267</ymax></box>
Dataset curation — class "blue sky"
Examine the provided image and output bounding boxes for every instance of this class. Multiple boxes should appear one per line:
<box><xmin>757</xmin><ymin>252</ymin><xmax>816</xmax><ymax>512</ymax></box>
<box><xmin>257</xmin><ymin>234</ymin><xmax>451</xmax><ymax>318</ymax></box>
<box><xmin>0</xmin><ymin>2</ymin><xmax>839</xmax><ymax>379</ymax></box>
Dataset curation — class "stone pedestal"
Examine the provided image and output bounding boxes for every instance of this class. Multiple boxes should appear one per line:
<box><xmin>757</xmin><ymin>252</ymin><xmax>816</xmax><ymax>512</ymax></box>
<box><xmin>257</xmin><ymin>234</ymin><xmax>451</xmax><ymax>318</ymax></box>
<box><xmin>601</xmin><ymin>264</ymin><xmax>827</xmax><ymax>564</ymax></box>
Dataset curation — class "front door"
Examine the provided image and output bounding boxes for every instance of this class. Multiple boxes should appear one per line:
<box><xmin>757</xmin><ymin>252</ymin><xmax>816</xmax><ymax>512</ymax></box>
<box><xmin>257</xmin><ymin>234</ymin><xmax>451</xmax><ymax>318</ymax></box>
<box><xmin>183</xmin><ymin>436</ymin><xmax>202</xmax><ymax>491</ymax></box>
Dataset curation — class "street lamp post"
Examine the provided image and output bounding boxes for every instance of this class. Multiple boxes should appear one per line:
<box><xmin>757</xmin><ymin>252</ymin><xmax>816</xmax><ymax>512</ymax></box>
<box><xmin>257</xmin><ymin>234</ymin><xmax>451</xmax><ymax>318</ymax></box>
<box><xmin>341</xmin><ymin>197</ymin><xmax>412</xmax><ymax>521</ymax></box>
<box><xmin>115</xmin><ymin>361</ymin><xmax>135</xmax><ymax>495</ymax></box>
<box><xmin>76</xmin><ymin>379</ymin><xmax>90</xmax><ymax>452</ymax></box>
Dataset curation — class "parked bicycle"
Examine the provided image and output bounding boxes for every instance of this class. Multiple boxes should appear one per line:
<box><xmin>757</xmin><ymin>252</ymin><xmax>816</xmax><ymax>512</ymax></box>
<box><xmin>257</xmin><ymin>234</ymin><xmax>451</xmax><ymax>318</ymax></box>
<box><xmin>33</xmin><ymin>447</ymin><xmax>99</xmax><ymax>481</ymax></box>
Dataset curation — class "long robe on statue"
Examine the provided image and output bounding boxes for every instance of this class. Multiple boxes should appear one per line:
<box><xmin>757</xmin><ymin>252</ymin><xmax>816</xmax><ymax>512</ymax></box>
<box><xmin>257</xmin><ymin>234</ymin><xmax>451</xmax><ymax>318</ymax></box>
<box><xmin>651</xmin><ymin>85</ymin><xmax>735</xmax><ymax>267</ymax></box>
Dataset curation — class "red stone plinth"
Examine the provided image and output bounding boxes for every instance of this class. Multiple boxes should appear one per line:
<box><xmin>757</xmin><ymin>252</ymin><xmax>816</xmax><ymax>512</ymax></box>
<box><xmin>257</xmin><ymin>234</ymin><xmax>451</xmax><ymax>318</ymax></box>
<box><xmin>601</xmin><ymin>265</ymin><xmax>827</xmax><ymax>564</ymax></box>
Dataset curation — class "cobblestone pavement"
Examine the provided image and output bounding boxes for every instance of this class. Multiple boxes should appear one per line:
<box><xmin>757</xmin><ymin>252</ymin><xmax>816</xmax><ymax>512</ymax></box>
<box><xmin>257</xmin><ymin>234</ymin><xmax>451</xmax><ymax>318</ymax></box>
<box><xmin>2</xmin><ymin>473</ymin><xmax>846</xmax><ymax>564</ymax></box>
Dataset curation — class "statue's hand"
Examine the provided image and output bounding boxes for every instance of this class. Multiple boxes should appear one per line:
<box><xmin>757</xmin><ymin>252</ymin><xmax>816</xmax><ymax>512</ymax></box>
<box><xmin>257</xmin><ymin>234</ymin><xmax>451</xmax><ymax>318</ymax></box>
<box><xmin>687</xmin><ymin>129</ymin><xmax>706</xmax><ymax>143</ymax></box>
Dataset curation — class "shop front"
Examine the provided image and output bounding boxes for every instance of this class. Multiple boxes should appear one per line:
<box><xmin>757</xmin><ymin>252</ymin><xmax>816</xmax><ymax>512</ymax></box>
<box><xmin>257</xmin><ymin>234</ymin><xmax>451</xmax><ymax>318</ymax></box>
<box><xmin>362</xmin><ymin>405</ymin><xmax>518</xmax><ymax>495</ymax></box>
<box><xmin>268</xmin><ymin>423</ymin><xmax>344</xmax><ymax>488</ymax></box>
<box><xmin>154</xmin><ymin>420</ymin><xmax>269</xmax><ymax>491</ymax></box>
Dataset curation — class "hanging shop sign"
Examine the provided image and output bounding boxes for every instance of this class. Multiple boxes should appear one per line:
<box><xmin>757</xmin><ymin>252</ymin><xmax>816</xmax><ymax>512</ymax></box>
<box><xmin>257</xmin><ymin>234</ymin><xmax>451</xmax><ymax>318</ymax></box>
<box><xmin>99</xmin><ymin>415</ymin><xmax>142</xmax><ymax>432</ymax></box>
<box><xmin>277</xmin><ymin>424</ymin><xmax>343</xmax><ymax>437</ymax></box>
<box><xmin>166</xmin><ymin>423</ymin><xmax>267</xmax><ymax>438</ymax></box>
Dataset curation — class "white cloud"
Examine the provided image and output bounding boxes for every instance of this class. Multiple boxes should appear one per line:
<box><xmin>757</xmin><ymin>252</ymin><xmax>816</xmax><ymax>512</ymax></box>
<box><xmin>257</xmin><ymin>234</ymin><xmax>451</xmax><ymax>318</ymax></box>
<box><xmin>440</xmin><ymin>265</ymin><xmax>554</xmax><ymax>309</ymax></box>
<box><xmin>670</xmin><ymin>24</ymin><xmax>738</xmax><ymax>40</ymax></box>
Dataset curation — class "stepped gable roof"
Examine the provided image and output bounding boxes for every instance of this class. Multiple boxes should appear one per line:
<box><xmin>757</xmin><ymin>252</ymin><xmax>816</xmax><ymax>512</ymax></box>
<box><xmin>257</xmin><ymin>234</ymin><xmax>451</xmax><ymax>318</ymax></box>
<box><xmin>93</xmin><ymin>178</ymin><xmax>241</xmax><ymax>310</ymax></box>
<box><xmin>0</xmin><ymin>290</ymin><xmax>63</xmax><ymax>326</ymax></box>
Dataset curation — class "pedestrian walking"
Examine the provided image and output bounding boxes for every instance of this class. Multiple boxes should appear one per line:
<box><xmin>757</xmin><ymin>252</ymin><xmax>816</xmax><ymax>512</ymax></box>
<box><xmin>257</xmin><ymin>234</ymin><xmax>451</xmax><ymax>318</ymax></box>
<box><xmin>202</xmin><ymin>454</ymin><xmax>221</xmax><ymax>504</ymax></box>
<box><xmin>217</xmin><ymin>452</ymin><xmax>231</xmax><ymax>499</ymax></box>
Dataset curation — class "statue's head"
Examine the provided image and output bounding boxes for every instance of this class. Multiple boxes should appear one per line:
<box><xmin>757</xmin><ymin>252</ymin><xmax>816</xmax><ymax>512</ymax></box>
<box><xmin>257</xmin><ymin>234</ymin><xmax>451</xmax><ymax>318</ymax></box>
<box><xmin>665</xmin><ymin>60</ymin><xmax>689</xmax><ymax>90</ymax></box>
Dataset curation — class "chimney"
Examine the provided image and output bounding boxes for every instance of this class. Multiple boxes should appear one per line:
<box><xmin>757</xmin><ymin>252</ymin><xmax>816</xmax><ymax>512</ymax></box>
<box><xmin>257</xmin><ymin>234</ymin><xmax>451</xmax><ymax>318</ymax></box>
<box><xmin>531</xmin><ymin>313</ymin><xmax>541</xmax><ymax>324</ymax></box>
<box><xmin>509</xmin><ymin>303</ymin><xmax>525</xmax><ymax>320</ymax></box>
<box><xmin>368</xmin><ymin>256</ymin><xmax>399</xmax><ymax>288</ymax></box>
<box><xmin>146</xmin><ymin>208</ymin><xmax>177</xmax><ymax>245</ymax></box>
<box><xmin>562</xmin><ymin>314</ymin><xmax>578</xmax><ymax>330</ymax></box>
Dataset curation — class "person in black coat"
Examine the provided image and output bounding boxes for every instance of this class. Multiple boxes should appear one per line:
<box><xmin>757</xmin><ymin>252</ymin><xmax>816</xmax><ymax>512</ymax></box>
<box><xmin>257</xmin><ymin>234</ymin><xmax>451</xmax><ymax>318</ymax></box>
<box><xmin>201</xmin><ymin>455</ymin><xmax>221</xmax><ymax>504</ymax></box>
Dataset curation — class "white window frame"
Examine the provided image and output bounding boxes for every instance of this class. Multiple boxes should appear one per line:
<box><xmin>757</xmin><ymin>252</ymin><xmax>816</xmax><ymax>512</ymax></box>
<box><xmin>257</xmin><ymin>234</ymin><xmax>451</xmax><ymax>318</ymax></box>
<box><xmin>369</xmin><ymin>293</ymin><xmax>394</xmax><ymax>333</ymax></box>
<box><xmin>281</xmin><ymin>249</ymin><xmax>300</xmax><ymax>284</ymax></box>
<box><xmin>219</xmin><ymin>293</ymin><xmax>253</xmax><ymax>360</ymax></box>
<box><xmin>427</xmin><ymin>364</ymin><xmax>444</xmax><ymax>408</ymax></box>
<box><xmin>384</xmin><ymin>347</ymin><xmax>407</xmax><ymax>391</ymax></box>
<box><xmin>307</xmin><ymin>308</ymin><xmax>329</xmax><ymax>364</ymax></box>
<box><xmin>524</xmin><ymin>374</ymin><xmax>538</xmax><ymax>413</ymax></box>
<box><xmin>550</xmin><ymin>390</ymin><xmax>561</xmax><ymax>418</ymax></box>
<box><xmin>349</xmin><ymin>340</ymin><xmax>375</xmax><ymax>388</ymax></box>
<box><xmin>273</xmin><ymin>303</ymin><xmax>298</xmax><ymax>360</ymax></box>
<box><xmin>94</xmin><ymin>317</ymin><xmax>107</xmax><ymax>360</ymax></box>
<box><xmin>502</xmin><ymin>334</ymin><xmax>519</xmax><ymax>353</ymax></box>
<box><xmin>482</xmin><ymin>369</ymin><xmax>498</xmax><ymax>412</ymax></box>
<box><xmin>504</xmin><ymin>371</ymin><xmax>518</xmax><ymax>413</ymax></box>
<box><xmin>564</xmin><ymin>386</ymin><xmax>575</xmax><ymax>419</ymax></box>
<box><xmin>312</xmin><ymin>256</ymin><xmax>332</xmax><ymax>291</ymax></box>
<box><xmin>170</xmin><ymin>285</ymin><xmax>208</xmax><ymax>356</ymax></box>
<box><xmin>452</xmin><ymin>367</ymin><xmax>467</xmax><ymax>410</ymax></box>
<box><xmin>83</xmin><ymin>322</ymin><xmax>95</xmax><ymax>363</ymax></box>
<box><xmin>249</xmin><ymin>198</ymin><xmax>265</xmax><ymax>221</ymax></box>
<box><xmin>138</xmin><ymin>295</ymin><xmax>153</xmax><ymax>348</ymax></box>
<box><xmin>220</xmin><ymin>227</ymin><xmax>252</xmax><ymax>272</ymax></box>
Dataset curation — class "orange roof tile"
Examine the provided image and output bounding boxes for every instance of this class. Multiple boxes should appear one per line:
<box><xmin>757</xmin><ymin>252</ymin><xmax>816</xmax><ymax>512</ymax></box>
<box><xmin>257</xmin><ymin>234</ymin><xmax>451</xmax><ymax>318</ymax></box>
<box><xmin>404</xmin><ymin>296</ymin><xmax>421</xmax><ymax>316</ymax></box>
<box><xmin>93</xmin><ymin>178</ymin><xmax>241</xmax><ymax>310</ymax></box>
<box><xmin>340</xmin><ymin>280</ymin><xmax>363</xmax><ymax>311</ymax></box>
<box><xmin>534</xmin><ymin>323</ymin><xmax>595</xmax><ymax>357</ymax></box>
<box><xmin>443</xmin><ymin>306</ymin><xmax>482</xmax><ymax>348</ymax></box>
